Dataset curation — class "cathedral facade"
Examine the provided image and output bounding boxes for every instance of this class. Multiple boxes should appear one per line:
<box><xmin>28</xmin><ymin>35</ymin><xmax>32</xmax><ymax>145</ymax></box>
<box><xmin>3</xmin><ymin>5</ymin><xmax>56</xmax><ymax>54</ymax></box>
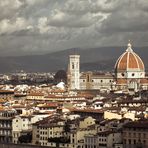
<box><xmin>67</xmin><ymin>42</ymin><xmax>148</xmax><ymax>92</ymax></box>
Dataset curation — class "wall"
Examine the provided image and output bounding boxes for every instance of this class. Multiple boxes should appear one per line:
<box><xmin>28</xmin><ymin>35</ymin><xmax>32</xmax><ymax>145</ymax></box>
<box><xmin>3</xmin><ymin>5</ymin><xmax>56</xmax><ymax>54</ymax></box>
<box><xmin>104</xmin><ymin>111</ymin><xmax>122</xmax><ymax>120</ymax></box>
<box><xmin>0</xmin><ymin>143</ymin><xmax>53</xmax><ymax>148</ymax></box>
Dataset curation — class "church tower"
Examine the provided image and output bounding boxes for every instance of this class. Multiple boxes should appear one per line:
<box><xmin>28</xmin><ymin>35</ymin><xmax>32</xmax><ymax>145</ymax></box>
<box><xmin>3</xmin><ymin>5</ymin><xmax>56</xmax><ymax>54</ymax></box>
<box><xmin>68</xmin><ymin>55</ymin><xmax>80</xmax><ymax>90</ymax></box>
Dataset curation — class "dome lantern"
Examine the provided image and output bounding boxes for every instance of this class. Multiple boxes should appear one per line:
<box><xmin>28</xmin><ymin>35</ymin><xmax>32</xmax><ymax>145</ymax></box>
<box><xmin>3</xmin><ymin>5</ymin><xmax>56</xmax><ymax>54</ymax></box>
<box><xmin>126</xmin><ymin>40</ymin><xmax>133</xmax><ymax>52</ymax></box>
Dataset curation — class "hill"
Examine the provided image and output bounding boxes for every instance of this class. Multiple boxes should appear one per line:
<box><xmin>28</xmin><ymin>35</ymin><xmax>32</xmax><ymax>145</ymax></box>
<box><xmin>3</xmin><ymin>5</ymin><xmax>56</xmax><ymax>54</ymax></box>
<box><xmin>0</xmin><ymin>46</ymin><xmax>147</xmax><ymax>73</ymax></box>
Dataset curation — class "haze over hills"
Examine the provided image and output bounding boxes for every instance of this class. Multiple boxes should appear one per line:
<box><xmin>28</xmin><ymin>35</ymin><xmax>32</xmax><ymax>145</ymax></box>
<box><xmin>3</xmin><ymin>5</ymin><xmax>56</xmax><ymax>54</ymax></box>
<box><xmin>0</xmin><ymin>46</ymin><xmax>148</xmax><ymax>73</ymax></box>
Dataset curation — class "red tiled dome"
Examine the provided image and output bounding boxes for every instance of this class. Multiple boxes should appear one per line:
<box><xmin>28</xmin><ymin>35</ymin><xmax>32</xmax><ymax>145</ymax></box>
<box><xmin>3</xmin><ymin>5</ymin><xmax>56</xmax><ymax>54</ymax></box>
<box><xmin>115</xmin><ymin>43</ymin><xmax>144</xmax><ymax>72</ymax></box>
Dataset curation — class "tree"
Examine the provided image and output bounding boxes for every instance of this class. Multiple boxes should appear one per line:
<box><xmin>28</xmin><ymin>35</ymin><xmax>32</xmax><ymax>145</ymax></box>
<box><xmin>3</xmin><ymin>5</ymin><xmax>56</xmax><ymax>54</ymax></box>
<box><xmin>54</xmin><ymin>70</ymin><xmax>67</xmax><ymax>84</ymax></box>
<box><xmin>18</xmin><ymin>133</ymin><xmax>32</xmax><ymax>143</ymax></box>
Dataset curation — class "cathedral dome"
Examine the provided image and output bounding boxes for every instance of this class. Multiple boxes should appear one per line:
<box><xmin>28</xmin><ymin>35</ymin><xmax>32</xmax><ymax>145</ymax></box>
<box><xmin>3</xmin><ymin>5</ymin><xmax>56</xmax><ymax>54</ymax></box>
<box><xmin>115</xmin><ymin>43</ymin><xmax>145</xmax><ymax>72</ymax></box>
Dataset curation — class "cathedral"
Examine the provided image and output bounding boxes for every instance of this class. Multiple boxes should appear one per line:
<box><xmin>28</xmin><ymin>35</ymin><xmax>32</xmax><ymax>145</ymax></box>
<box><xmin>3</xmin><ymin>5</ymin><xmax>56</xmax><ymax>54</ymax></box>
<box><xmin>67</xmin><ymin>42</ymin><xmax>148</xmax><ymax>92</ymax></box>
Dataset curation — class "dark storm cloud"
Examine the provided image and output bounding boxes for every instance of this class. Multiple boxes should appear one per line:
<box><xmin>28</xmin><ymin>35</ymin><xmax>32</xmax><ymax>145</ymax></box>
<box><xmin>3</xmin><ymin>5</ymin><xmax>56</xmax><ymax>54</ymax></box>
<box><xmin>0</xmin><ymin>0</ymin><xmax>148</xmax><ymax>56</ymax></box>
<box><xmin>100</xmin><ymin>0</ymin><xmax>148</xmax><ymax>33</ymax></box>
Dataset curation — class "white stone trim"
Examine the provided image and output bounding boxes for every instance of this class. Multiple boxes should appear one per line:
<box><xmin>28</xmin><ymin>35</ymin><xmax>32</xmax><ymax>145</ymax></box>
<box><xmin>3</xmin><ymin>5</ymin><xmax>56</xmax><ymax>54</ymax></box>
<box><xmin>114</xmin><ymin>51</ymin><xmax>127</xmax><ymax>70</ymax></box>
<box><xmin>127</xmin><ymin>52</ymin><xmax>130</xmax><ymax>71</ymax></box>
<box><xmin>133</xmin><ymin>52</ymin><xmax>145</xmax><ymax>70</ymax></box>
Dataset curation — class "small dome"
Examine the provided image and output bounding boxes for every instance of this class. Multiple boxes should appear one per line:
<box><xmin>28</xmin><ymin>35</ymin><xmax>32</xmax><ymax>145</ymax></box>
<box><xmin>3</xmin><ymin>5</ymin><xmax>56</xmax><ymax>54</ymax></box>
<box><xmin>115</xmin><ymin>43</ymin><xmax>144</xmax><ymax>72</ymax></box>
<box><xmin>56</xmin><ymin>82</ymin><xmax>65</xmax><ymax>89</ymax></box>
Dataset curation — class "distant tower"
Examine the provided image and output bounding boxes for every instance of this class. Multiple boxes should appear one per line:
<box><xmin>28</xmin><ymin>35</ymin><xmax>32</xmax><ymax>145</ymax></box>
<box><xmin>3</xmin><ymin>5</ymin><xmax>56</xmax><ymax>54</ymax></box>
<box><xmin>68</xmin><ymin>55</ymin><xmax>80</xmax><ymax>90</ymax></box>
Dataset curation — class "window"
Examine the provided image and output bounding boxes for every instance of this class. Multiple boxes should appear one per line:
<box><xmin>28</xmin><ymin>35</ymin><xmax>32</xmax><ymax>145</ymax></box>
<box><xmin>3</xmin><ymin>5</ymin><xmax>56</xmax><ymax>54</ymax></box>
<box><xmin>128</xmin><ymin>139</ymin><xmax>131</xmax><ymax>144</ymax></box>
<box><xmin>87</xmin><ymin>75</ymin><xmax>90</xmax><ymax>82</ymax></box>
<box><xmin>101</xmin><ymin>80</ymin><xmax>103</xmax><ymax>83</ymax></box>
<box><xmin>133</xmin><ymin>128</ymin><xmax>136</xmax><ymax>131</ymax></box>
<box><xmin>124</xmin><ymin>139</ymin><xmax>126</xmax><ymax>144</ymax></box>
<box><xmin>99</xmin><ymin>144</ymin><xmax>107</xmax><ymax>146</ymax></box>
<box><xmin>143</xmin><ymin>133</ymin><xmax>146</xmax><ymax>138</ymax></box>
<box><xmin>72</xmin><ymin>63</ymin><xmax>74</xmax><ymax>69</ymax></box>
<box><xmin>121</xmin><ymin>73</ymin><xmax>124</xmax><ymax>76</ymax></box>
<box><xmin>132</xmin><ymin>73</ymin><xmax>135</xmax><ymax>76</ymax></box>
<box><xmin>143</xmin><ymin>140</ymin><xmax>146</xmax><ymax>144</ymax></box>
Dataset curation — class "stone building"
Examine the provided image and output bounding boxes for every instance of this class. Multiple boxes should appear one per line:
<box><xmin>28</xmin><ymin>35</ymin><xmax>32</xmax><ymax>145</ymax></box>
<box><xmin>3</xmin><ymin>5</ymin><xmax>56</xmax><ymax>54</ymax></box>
<box><xmin>67</xmin><ymin>42</ymin><xmax>148</xmax><ymax>92</ymax></box>
<box><xmin>0</xmin><ymin>90</ymin><xmax>14</xmax><ymax>100</ymax></box>
<box><xmin>123</xmin><ymin>120</ymin><xmax>148</xmax><ymax>148</ymax></box>
<box><xmin>32</xmin><ymin>115</ymin><xmax>96</xmax><ymax>148</ymax></box>
<box><xmin>67</xmin><ymin>55</ymin><xmax>80</xmax><ymax>90</ymax></box>
<box><xmin>84</xmin><ymin>131</ymin><xmax>122</xmax><ymax>148</ymax></box>
<box><xmin>0</xmin><ymin>110</ymin><xmax>17</xmax><ymax>143</ymax></box>
<box><xmin>12</xmin><ymin>114</ymin><xmax>50</xmax><ymax>144</ymax></box>
<box><xmin>115</xmin><ymin>42</ymin><xmax>148</xmax><ymax>91</ymax></box>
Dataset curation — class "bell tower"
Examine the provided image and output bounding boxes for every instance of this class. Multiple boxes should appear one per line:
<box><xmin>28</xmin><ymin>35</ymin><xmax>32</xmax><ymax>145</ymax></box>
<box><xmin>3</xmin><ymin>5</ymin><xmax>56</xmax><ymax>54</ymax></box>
<box><xmin>68</xmin><ymin>55</ymin><xmax>80</xmax><ymax>90</ymax></box>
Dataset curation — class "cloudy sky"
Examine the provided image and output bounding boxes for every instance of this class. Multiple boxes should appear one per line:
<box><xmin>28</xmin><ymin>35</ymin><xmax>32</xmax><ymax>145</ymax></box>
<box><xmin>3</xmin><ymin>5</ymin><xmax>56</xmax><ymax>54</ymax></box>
<box><xmin>0</xmin><ymin>0</ymin><xmax>148</xmax><ymax>56</ymax></box>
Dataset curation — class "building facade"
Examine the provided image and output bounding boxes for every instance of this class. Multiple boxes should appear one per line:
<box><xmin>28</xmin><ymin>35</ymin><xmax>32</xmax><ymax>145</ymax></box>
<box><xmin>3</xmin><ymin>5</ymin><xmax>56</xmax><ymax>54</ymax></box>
<box><xmin>12</xmin><ymin>114</ymin><xmax>50</xmax><ymax>144</ymax></box>
<box><xmin>123</xmin><ymin>120</ymin><xmax>148</xmax><ymax>148</ymax></box>
<box><xmin>68</xmin><ymin>55</ymin><xmax>80</xmax><ymax>90</ymax></box>
<box><xmin>68</xmin><ymin>42</ymin><xmax>148</xmax><ymax>91</ymax></box>
<box><xmin>0</xmin><ymin>110</ymin><xmax>17</xmax><ymax>143</ymax></box>
<box><xmin>115</xmin><ymin>43</ymin><xmax>147</xmax><ymax>91</ymax></box>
